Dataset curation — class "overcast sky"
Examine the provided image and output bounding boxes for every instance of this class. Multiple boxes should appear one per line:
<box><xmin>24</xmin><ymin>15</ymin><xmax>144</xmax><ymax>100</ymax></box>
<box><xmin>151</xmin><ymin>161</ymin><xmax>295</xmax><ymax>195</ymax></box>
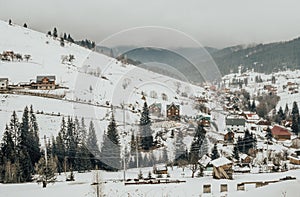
<box><xmin>1</xmin><ymin>0</ymin><xmax>300</xmax><ymax>48</ymax></box>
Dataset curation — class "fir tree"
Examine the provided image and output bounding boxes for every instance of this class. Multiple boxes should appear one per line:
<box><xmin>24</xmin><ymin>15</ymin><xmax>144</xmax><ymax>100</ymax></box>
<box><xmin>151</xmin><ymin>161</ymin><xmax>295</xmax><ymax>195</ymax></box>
<box><xmin>174</xmin><ymin>129</ymin><xmax>186</xmax><ymax>164</ymax></box>
<box><xmin>188</xmin><ymin>124</ymin><xmax>206</xmax><ymax>178</ymax></box>
<box><xmin>265</xmin><ymin>127</ymin><xmax>273</xmax><ymax>141</ymax></box>
<box><xmin>53</xmin><ymin>27</ymin><xmax>58</xmax><ymax>38</ymax></box>
<box><xmin>18</xmin><ymin>106</ymin><xmax>33</xmax><ymax>182</ymax></box>
<box><xmin>211</xmin><ymin>144</ymin><xmax>220</xmax><ymax>160</ymax></box>
<box><xmin>29</xmin><ymin>106</ymin><xmax>41</xmax><ymax>166</ymax></box>
<box><xmin>284</xmin><ymin>103</ymin><xmax>290</xmax><ymax>120</ymax></box>
<box><xmin>87</xmin><ymin>121</ymin><xmax>100</xmax><ymax>168</ymax></box>
<box><xmin>291</xmin><ymin>101</ymin><xmax>299</xmax><ymax>135</ymax></box>
<box><xmin>276</xmin><ymin>106</ymin><xmax>284</xmax><ymax>124</ymax></box>
<box><xmin>35</xmin><ymin>156</ymin><xmax>57</xmax><ymax>188</ymax></box>
<box><xmin>100</xmin><ymin>112</ymin><xmax>121</xmax><ymax>171</ymax></box>
<box><xmin>233</xmin><ymin>144</ymin><xmax>239</xmax><ymax>162</ymax></box>
<box><xmin>251</xmin><ymin>100</ymin><xmax>256</xmax><ymax>112</ymax></box>
<box><xmin>140</xmin><ymin>102</ymin><xmax>153</xmax><ymax>151</ymax></box>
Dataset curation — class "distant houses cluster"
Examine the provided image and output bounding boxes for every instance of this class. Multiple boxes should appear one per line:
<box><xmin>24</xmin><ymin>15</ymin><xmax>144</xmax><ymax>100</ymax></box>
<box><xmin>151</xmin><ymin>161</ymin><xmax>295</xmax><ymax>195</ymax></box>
<box><xmin>148</xmin><ymin>102</ymin><xmax>181</xmax><ymax>121</ymax></box>
<box><xmin>0</xmin><ymin>75</ymin><xmax>59</xmax><ymax>91</ymax></box>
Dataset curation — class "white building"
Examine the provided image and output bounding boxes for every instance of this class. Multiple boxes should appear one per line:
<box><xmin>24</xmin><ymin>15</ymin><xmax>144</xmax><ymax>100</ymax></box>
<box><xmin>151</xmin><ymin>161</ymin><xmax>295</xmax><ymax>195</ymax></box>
<box><xmin>0</xmin><ymin>78</ymin><xmax>8</xmax><ymax>90</ymax></box>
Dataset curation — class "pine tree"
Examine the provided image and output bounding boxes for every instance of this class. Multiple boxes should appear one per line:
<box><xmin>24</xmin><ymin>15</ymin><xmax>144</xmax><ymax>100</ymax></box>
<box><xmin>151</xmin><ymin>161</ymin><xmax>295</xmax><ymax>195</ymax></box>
<box><xmin>284</xmin><ymin>103</ymin><xmax>290</xmax><ymax>120</ymax></box>
<box><xmin>35</xmin><ymin>156</ymin><xmax>57</xmax><ymax>188</ymax></box>
<box><xmin>265</xmin><ymin>127</ymin><xmax>273</xmax><ymax>141</ymax></box>
<box><xmin>1</xmin><ymin>125</ymin><xmax>15</xmax><ymax>163</ymax></box>
<box><xmin>140</xmin><ymin>102</ymin><xmax>153</xmax><ymax>151</ymax></box>
<box><xmin>53</xmin><ymin>117</ymin><xmax>67</xmax><ymax>174</ymax></box>
<box><xmin>53</xmin><ymin>27</ymin><xmax>58</xmax><ymax>38</ymax></box>
<box><xmin>18</xmin><ymin>106</ymin><xmax>33</xmax><ymax>182</ymax></box>
<box><xmin>251</xmin><ymin>100</ymin><xmax>256</xmax><ymax>112</ymax></box>
<box><xmin>100</xmin><ymin>112</ymin><xmax>121</xmax><ymax>171</ymax></box>
<box><xmin>291</xmin><ymin>101</ymin><xmax>299</xmax><ymax>135</ymax></box>
<box><xmin>87</xmin><ymin>121</ymin><xmax>100</xmax><ymax>168</ymax></box>
<box><xmin>174</xmin><ymin>129</ymin><xmax>186</xmax><ymax>163</ymax></box>
<box><xmin>276</xmin><ymin>106</ymin><xmax>284</xmax><ymax>124</ymax></box>
<box><xmin>188</xmin><ymin>124</ymin><xmax>206</xmax><ymax>178</ymax></box>
<box><xmin>9</xmin><ymin>111</ymin><xmax>20</xmax><ymax>149</ymax></box>
<box><xmin>65</xmin><ymin>117</ymin><xmax>77</xmax><ymax>171</ymax></box>
<box><xmin>211</xmin><ymin>144</ymin><xmax>220</xmax><ymax>160</ymax></box>
<box><xmin>233</xmin><ymin>144</ymin><xmax>239</xmax><ymax>162</ymax></box>
<box><xmin>29</xmin><ymin>106</ymin><xmax>41</xmax><ymax>166</ymax></box>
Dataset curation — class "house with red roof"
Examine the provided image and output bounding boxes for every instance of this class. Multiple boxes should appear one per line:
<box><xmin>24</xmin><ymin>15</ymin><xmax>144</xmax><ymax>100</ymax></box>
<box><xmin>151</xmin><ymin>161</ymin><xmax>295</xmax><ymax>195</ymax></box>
<box><xmin>271</xmin><ymin>125</ymin><xmax>292</xmax><ymax>141</ymax></box>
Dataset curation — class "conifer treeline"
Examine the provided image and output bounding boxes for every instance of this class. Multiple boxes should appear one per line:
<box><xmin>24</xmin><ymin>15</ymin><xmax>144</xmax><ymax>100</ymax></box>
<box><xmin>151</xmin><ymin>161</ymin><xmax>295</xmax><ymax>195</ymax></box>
<box><xmin>0</xmin><ymin>106</ymin><xmax>41</xmax><ymax>183</ymax></box>
<box><xmin>0</xmin><ymin>106</ymin><xmax>102</xmax><ymax>183</ymax></box>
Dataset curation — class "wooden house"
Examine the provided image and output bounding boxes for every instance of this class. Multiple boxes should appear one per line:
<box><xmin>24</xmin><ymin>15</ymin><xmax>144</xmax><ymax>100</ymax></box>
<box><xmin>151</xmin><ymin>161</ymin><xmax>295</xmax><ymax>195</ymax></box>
<box><xmin>224</xmin><ymin>131</ymin><xmax>234</xmax><ymax>143</ymax></box>
<box><xmin>148</xmin><ymin>103</ymin><xmax>162</xmax><ymax>117</ymax></box>
<box><xmin>288</xmin><ymin>156</ymin><xmax>300</xmax><ymax>165</ymax></box>
<box><xmin>166</xmin><ymin>103</ymin><xmax>180</xmax><ymax>121</ymax></box>
<box><xmin>271</xmin><ymin>125</ymin><xmax>291</xmax><ymax>141</ymax></box>
<box><xmin>256</xmin><ymin>119</ymin><xmax>271</xmax><ymax>132</ymax></box>
<box><xmin>240</xmin><ymin>153</ymin><xmax>252</xmax><ymax>165</ymax></box>
<box><xmin>153</xmin><ymin>165</ymin><xmax>168</xmax><ymax>174</ymax></box>
<box><xmin>240</xmin><ymin>111</ymin><xmax>260</xmax><ymax>124</ymax></box>
<box><xmin>225</xmin><ymin>116</ymin><xmax>246</xmax><ymax>133</ymax></box>
<box><xmin>211</xmin><ymin>157</ymin><xmax>233</xmax><ymax>179</ymax></box>
<box><xmin>0</xmin><ymin>78</ymin><xmax>9</xmax><ymax>90</ymax></box>
<box><xmin>32</xmin><ymin>76</ymin><xmax>56</xmax><ymax>90</ymax></box>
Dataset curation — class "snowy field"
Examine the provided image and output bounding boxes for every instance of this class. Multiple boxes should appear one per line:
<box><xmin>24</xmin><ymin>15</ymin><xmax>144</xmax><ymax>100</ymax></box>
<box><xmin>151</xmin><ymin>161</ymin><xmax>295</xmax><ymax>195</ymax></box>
<box><xmin>1</xmin><ymin>167</ymin><xmax>300</xmax><ymax>197</ymax></box>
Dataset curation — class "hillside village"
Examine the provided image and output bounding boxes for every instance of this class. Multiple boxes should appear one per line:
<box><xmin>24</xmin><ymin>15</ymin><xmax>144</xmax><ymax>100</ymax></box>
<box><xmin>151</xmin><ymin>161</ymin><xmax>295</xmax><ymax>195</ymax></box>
<box><xmin>1</xmin><ymin>20</ymin><xmax>300</xmax><ymax>197</ymax></box>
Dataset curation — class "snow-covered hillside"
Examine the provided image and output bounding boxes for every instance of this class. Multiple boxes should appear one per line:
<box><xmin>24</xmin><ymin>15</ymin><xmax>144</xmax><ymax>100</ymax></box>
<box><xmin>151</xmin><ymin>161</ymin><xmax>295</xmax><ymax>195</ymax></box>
<box><xmin>0</xmin><ymin>20</ymin><xmax>204</xmax><ymax>144</ymax></box>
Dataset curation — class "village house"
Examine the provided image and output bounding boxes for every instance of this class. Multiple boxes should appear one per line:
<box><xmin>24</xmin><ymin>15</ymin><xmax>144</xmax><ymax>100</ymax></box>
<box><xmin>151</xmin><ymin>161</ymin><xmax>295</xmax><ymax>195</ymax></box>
<box><xmin>271</xmin><ymin>125</ymin><xmax>292</xmax><ymax>141</ymax></box>
<box><xmin>288</xmin><ymin>155</ymin><xmax>300</xmax><ymax>165</ymax></box>
<box><xmin>153</xmin><ymin>165</ymin><xmax>168</xmax><ymax>175</ymax></box>
<box><xmin>166</xmin><ymin>103</ymin><xmax>180</xmax><ymax>121</ymax></box>
<box><xmin>224</xmin><ymin>131</ymin><xmax>234</xmax><ymax>143</ymax></box>
<box><xmin>31</xmin><ymin>76</ymin><xmax>56</xmax><ymax>90</ymax></box>
<box><xmin>211</xmin><ymin>157</ymin><xmax>233</xmax><ymax>179</ymax></box>
<box><xmin>286</xmin><ymin>82</ymin><xmax>299</xmax><ymax>94</ymax></box>
<box><xmin>256</xmin><ymin>119</ymin><xmax>271</xmax><ymax>132</ymax></box>
<box><xmin>225</xmin><ymin>116</ymin><xmax>246</xmax><ymax>133</ymax></box>
<box><xmin>0</xmin><ymin>78</ymin><xmax>9</xmax><ymax>90</ymax></box>
<box><xmin>240</xmin><ymin>153</ymin><xmax>252</xmax><ymax>166</ymax></box>
<box><xmin>240</xmin><ymin>111</ymin><xmax>260</xmax><ymax>124</ymax></box>
<box><xmin>148</xmin><ymin>103</ymin><xmax>162</xmax><ymax>117</ymax></box>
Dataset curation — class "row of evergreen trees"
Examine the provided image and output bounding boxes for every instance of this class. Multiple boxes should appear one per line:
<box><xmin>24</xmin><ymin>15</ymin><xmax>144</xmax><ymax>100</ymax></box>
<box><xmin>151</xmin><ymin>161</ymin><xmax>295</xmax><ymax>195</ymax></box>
<box><xmin>0</xmin><ymin>106</ymin><xmax>41</xmax><ymax>183</ymax></box>
<box><xmin>47</xmin><ymin>117</ymin><xmax>101</xmax><ymax>174</ymax></box>
<box><xmin>274</xmin><ymin>101</ymin><xmax>300</xmax><ymax>135</ymax></box>
<box><xmin>0</xmin><ymin>106</ymin><xmax>109</xmax><ymax>183</ymax></box>
<box><xmin>47</xmin><ymin>27</ymin><xmax>96</xmax><ymax>49</ymax></box>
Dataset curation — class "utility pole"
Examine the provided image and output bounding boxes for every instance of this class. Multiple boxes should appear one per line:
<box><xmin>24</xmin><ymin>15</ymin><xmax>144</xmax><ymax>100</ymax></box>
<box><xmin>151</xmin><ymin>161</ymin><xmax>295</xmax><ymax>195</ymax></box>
<box><xmin>136</xmin><ymin>132</ymin><xmax>139</xmax><ymax>169</ymax></box>
<box><xmin>96</xmin><ymin>165</ymin><xmax>100</xmax><ymax>197</ymax></box>
<box><xmin>123</xmin><ymin>102</ymin><xmax>126</xmax><ymax>182</ymax></box>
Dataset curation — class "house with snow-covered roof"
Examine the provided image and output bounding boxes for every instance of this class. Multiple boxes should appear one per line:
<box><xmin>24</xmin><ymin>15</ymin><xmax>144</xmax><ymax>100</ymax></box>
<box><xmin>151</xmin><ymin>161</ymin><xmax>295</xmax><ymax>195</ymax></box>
<box><xmin>31</xmin><ymin>75</ymin><xmax>56</xmax><ymax>90</ymax></box>
<box><xmin>225</xmin><ymin>115</ymin><xmax>246</xmax><ymax>133</ymax></box>
<box><xmin>166</xmin><ymin>103</ymin><xmax>180</xmax><ymax>121</ymax></box>
<box><xmin>211</xmin><ymin>157</ymin><xmax>233</xmax><ymax>179</ymax></box>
